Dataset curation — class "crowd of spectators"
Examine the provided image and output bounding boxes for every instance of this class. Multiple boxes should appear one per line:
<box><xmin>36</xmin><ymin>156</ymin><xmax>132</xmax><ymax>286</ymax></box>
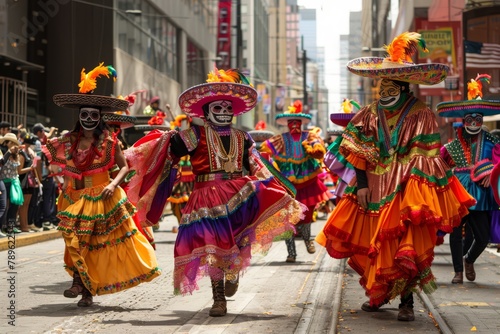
<box><xmin>0</xmin><ymin>121</ymin><xmax>62</xmax><ymax>237</ymax></box>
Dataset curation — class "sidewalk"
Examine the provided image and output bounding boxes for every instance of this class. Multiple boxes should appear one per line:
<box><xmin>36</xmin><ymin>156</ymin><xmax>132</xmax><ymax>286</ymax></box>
<box><xmin>0</xmin><ymin>229</ymin><xmax>61</xmax><ymax>251</ymax></box>
<box><xmin>337</xmin><ymin>235</ymin><xmax>500</xmax><ymax>334</ymax></box>
<box><xmin>421</xmin><ymin>239</ymin><xmax>500</xmax><ymax>333</ymax></box>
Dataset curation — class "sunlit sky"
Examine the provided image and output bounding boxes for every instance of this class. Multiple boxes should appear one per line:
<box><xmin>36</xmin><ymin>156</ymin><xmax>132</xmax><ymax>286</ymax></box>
<box><xmin>298</xmin><ymin>0</ymin><xmax>362</xmax><ymax>111</ymax></box>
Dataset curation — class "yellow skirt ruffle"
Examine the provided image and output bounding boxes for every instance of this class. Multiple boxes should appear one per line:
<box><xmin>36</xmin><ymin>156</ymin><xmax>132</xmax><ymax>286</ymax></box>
<box><xmin>57</xmin><ymin>183</ymin><xmax>160</xmax><ymax>296</ymax></box>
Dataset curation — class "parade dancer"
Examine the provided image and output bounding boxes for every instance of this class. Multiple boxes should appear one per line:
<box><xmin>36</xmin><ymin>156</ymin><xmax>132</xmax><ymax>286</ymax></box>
<box><xmin>260</xmin><ymin>100</ymin><xmax>330</xmax><ymax>263</ymax></box>
<box><xmin>43</xmin><ymin>63</ymin><xmax>160</xmax><ymax>307</ymax></box>
<box><xmin>437</xmin><ymin>74</ymin><xmax>500</xmax><ymax>284</ymax></box>
<box><xmin>316</xmin><ymin>32</ymin><xmax>475</xmax><ymax>321</ymax></box>
<box><xmin>124</xmin><ymin>68</ymin><xmax>305</xmax><ymax>317</ymax></box>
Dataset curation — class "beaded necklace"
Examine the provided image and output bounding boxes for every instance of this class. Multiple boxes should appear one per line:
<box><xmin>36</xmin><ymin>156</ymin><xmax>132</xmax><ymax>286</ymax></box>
<box><xmin>457</xmin><ymin>127</ymin><xmax>483</xmax><ymax>165</ymax></box>
<box><xmin>205</xmin><ymin>123</ymin><xmax>238</xmax><ymax>172</ymax></box>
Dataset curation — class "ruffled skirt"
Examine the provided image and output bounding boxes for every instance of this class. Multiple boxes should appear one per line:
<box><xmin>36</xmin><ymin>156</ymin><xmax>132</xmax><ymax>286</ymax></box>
<box><xmin>174</xmin><ymin>175</ymin><xmax>304</xmax><ymax>295</ymax></box>
<box><xmin>57</xmin><ymin>183</ymin><xmax>160</xmax><ymax>296</ymax></box>
<box><xmin>316</xmin><ymin>174</ymin><xmax>474</xmax><ymax>305</ymax></box>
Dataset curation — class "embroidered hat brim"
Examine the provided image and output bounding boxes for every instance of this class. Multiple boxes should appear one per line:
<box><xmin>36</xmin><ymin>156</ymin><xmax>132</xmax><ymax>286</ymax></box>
<box><xmin>102</xmin><ymin>113</ymin><xmax>137</xmax><ymax>129</ymax></box>
<box><xmin>178</xmin><ymin>82</ymin><xmax>258</xmax><ymax>117</ymax></box>
<box><xmin>330</xmin><ymin>113</ymin><xmax>355</xmax><ymax>127</ymax></box>
<box><xmin>437</xmin><ymin>100</ymin><xmax>500</xmax><ymax>118</ymax></box>
<box><xmin>347</xmin><ymin>57</ymin><xmax>449</xmax><ymax>85</ymax></box>
<box><xmin>275</xmin><ymin>113</ymin><xmax>312</xmax><ymax>126</ymax></box>
<box><xmin>53</xmin><ymin>94</ymin><xmax>130</xmax><ymax>112</ymax></box>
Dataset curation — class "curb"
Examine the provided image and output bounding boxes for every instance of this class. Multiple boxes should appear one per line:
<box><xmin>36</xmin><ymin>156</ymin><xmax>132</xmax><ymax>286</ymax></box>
<box><xmin>0</xmin><ymin>230</ymin><xmax>62</xmax><ymax>251</ymax></box>
<box><xmin>417</xmin><ymin>290</ymin><xmax>453</xmax><ymax>334</ymax></box>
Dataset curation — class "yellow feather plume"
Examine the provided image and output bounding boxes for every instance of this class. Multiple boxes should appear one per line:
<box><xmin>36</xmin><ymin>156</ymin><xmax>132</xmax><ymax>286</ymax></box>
<box><xmin>384</xmin><ymin>32</ymin><xmax>428</xmax><ymax>64</ymax></box>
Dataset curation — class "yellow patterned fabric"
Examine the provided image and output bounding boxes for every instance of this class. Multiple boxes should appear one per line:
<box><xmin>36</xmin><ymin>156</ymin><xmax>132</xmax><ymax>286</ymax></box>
<box><xmin>47</xmin><ymin>135</ymin><xmax>160</xmax><ymax>296</ymax></box>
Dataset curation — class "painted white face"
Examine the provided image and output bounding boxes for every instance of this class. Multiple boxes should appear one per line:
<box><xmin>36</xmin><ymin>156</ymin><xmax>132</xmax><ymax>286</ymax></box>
<box><xmin>79</xmin><ymin>107</ymin><xmax>101</xmax><ymax>131</ymax></box>
<box><xmin>207</xmin><ymin>100</ymin><xmax>233</xmax><ymax>126</ymax></box>
<box><xmin>463</xmin><ymin>113</ymin><xmax>483</xmax><ymax>135</ymax></box>
<box><xmin>379</xmin><ymin>79</ymin><xmax>402</xmax><ymax>108</ymax></box>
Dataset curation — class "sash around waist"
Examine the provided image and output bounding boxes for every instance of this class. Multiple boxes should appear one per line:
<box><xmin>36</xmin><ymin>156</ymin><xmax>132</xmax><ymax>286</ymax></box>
<box><xmin>195</xmin><ymin>172</ymin><xmax>243</xmax><ymax>182</ymax></box>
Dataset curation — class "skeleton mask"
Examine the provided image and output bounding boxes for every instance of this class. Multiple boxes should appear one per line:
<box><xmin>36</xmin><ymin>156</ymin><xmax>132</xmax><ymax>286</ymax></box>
<box><xmin>79</xmin><ymin>107</ymin><xmax>101</xmax><ymax>131</ymax></box>
<box><xmin>206</xmin><ymin>100</ymin><xmax>233</xmax><ymax>126</ymax></box>
<box><xmin>287</xmin><ymin>119</ymin><xmax>302</xmax><ymax>134</ymax></box>
<box><xmin>379</xmin><ymin>79</ymin><xmax>404</xmax><ymax>108</ymax></box>
<box><xmin>463</xmin><ymin>112</ymin><xmax>483</xmax><ymax>135</ymax></box>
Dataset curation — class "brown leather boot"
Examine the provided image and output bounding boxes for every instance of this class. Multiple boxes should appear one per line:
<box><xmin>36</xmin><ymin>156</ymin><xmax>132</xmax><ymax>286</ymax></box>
<box><xmin>77</xmin><ymin>288</ymin><xmax>93</xmax><ymax>307</ymax></box>
<box><xmin>464</xmin><ymin>258</ymin><xmax>476</xmax><ymax>281</ymax></box>
<box><xmin>305</xmin><ymin>240</ymin><xmax>316</xmax><ymax>254</ymax></box>
<box><xmin>225</xmin><ymin>273</ymin><xmax>239</xmax><ymax>298</ymax></box>
<box><xmin>63</xmin><ymin>272</ymin><xmax>84</xmax><ymax>298</ymax></box>
<box><xmin>451</xmin><ymin>272</ymin><xmax>463</xmax><ymax>284</ymax></box>
<box><xmin>397</xmin><ymin>305</ymin><xmax>415</xmax><ymax>321</ymax></box>
<box><xmin>209</xmin><ymin>279</ymin><xmax>227</xmax><ymax>317</ymax></box>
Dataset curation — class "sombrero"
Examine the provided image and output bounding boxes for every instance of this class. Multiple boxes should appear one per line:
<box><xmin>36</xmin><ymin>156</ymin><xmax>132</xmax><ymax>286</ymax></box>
<box><xmin>438</xmin><ymin>74</ymin><xmax>500</xmax><ymax>118</ymax></box>
<box><xmin>347</xmin><ymin>32</ymin><xmax>449</xmax><ymax>85</ymax></box>
<box><xmin>102</xmin><ymin>113</ymin><xmax>137</xmax><ymax>129</ymax></box>
<box><xmin>53</xmin><ymin>62</ymin><xmax>129</xmax><ymax>113</ymax></box>
<box><xmin>248</xmin><ymin>130</ymin><xmax>275</xmax><ymax>143</ymax></box>
<box><xmin>330</xmin><ymin>99</ymin><xmax>360</xmax><ymax>127</ymax></box>
<box><xmin>276</xmin><ymin>100</ymin><xmax>312</xmax><ymax>126</ymax></box>
<box><xmin>178</xmin><ymin>68</ymin><xmax>257</xmax><ymax>118</ymax></box>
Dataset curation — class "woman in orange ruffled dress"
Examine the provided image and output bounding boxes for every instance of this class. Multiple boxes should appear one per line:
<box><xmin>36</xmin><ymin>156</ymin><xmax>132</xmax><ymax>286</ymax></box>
<box><xmin>43</xmin><ymin>63</ymin><xmax>160</xmax><ymax>307</ymax></box>
<box><xmin>316</xmin><ymin>32</ymin><xmax>475</xmax><ymax>322</ymax></box>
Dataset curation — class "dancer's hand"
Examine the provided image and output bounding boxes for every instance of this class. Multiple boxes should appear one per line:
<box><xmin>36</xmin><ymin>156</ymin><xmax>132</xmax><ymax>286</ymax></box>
<box><xmin>357</xmin><ymin>188</ymin><xmax>370</xmax><ymax>210</ymax></box>
<box><xmin>102</xmin><ymin>184</ymin><xmax>116</xmax><ymax>200</ymax></box>
<box><xmin>480</xmin><ymin>174</ymin><xmax>491</xmax><ymax>188</ymax></box>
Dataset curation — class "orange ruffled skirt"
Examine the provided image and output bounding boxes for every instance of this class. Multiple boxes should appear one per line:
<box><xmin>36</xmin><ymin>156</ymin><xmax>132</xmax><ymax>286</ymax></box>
<box><xmin>316</xmin><ymin>174</ymin><xmax>474</xmax><ymax>306</ymax></box>
<box><xmin>57</xmin><ymin>174</ymin><xmax>160</xmax><ymax>296</ymax></box>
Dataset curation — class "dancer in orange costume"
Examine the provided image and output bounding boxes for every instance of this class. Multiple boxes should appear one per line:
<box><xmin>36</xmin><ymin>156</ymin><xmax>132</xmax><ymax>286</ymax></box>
<box><xmin>43</xmin><ymin>63</ymin><xmax>160</xmax><ymax>307</ymax></box>
<box><xmin>316</xmin><ymin>33</ymin><xmax>475</xmax><ymax>321</ymax></box>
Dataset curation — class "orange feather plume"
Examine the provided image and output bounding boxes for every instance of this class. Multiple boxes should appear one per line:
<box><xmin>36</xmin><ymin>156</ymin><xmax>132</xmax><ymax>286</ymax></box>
<box><xmin>206</xmin><ymin>66</ymin><xmax>252</xmax><ymax>86</ymax></box>
<box><xmin>384</xmin><ymin>32</ymin><xmax>428</xmax><ymax>64</ymax></box>
<box><xmin>78</xmin><ymin>62</ymin><xmax>117</xmax><ymax>94</ymax></box>
<box><xmin>467</xmin><ymin>73</ymin><xmax>491</xmax><ymax>100</ymax></box>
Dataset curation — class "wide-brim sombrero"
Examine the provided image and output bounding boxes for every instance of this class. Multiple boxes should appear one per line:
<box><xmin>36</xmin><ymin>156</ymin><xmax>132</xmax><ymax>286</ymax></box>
<box><xmin>178</xmin><ymin>82</ymin><xmax>258</xmax><ymax>117</ymax></box>
<box><xmin>102</xmin><ymin>113</ymin><xmax>137</xmax><ymax>129</ymax></box>
<box><xmin>437</xmin><ymin>100</ymin><xmax>500</xmax><ymax>118</ymax></box>
<box><xmin>346</xmin><ymin>57</ymin><xmax>449</xmax><ymax>85</ymax></box>
<box><xmin>53</xmin><ymin>94</ymin><xmax>129</xmax><ymax>112</ymax></box>
<box><xmin>330</xmin><ymin>113</ymin><xmax>355</xmax><ymax>127</ymax></box>
<box><xmin>248</xmin><ymin>130</ymin><xmax>275</xmax><ymax>143</ymax></box>
<box><xmin>275</xmin><ymin>113</ymin><xmax>312</xmax><ymax>126</ymax></box>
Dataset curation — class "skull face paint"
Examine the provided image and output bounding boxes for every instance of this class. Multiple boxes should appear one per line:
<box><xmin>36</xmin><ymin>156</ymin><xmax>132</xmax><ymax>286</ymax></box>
<box><xmin>379</xmin><ymin>79</ymin><xmax>403</xmax><ymax>108</ymax></box>
<box><xmin>463</xmin><ymin>113</ymin><xmax>483</xmax><ymax>135</ymax></box>
<box><xmin>287</xmin><ymin>119</ymin><xmax>302</xmax><ymax>134</ymax></box>
<box><xmin>79</xmin><ymin>107</ymin><xmax>101</xmax><ymax>131</ymax></box>
<box><xmin>207</xmin><ymin>100</ymin><xmax>234</xmax><ymax>126</ymax></box>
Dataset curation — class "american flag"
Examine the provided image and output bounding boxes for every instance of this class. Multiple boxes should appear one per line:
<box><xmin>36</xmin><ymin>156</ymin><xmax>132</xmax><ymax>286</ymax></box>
<box><xmin>465</xmin><ymin>40</ymin><xmax>500</xmax><ymax>69</ymax></box>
